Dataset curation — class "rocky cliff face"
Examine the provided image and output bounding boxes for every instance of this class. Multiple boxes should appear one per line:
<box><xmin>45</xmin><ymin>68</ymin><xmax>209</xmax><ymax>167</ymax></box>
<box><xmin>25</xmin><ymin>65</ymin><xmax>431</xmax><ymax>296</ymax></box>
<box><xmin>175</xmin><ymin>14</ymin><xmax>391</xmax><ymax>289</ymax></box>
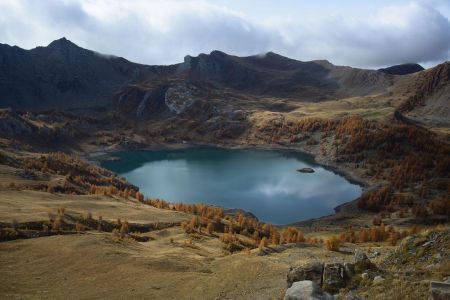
<box><xmin>164</xmin><ymin>82</ymin><xmax>199</xmax><ymax>115</ymax></box>
<box><xmin>113</xmin><ymin>83</ymin><xmax>168</xmax><ymax>118</ymax></box>
<box><xmin>112</xmin><ymin>80</ymin><xmax>209</xmax><ymax>118</ymax></box>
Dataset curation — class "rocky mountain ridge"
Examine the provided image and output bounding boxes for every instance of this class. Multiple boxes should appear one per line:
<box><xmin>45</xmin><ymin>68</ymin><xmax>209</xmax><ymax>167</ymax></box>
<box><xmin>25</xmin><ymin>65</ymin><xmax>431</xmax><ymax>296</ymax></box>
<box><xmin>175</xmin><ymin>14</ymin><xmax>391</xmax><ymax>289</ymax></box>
<box><xmin>378</xmin><ymin>63</ymin><xmax>424</xmax><ymax>75</ymax></box>
<box><xmin>0</xmin><ymin>38</ymin><xmax>172</xmax><ymax>110</ymax></box>
<box><xmin>1</xmin><ymin>38</ymin><xmax>448</xmax><ymax>132</ymax></box>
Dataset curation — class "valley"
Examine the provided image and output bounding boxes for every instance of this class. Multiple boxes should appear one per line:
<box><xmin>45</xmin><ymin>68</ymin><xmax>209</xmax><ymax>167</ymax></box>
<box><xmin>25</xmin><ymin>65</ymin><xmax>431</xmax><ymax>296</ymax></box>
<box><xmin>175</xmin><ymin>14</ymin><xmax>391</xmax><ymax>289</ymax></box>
<box><xmin>0</xmin><ymin>38</ymin><xmax>449</xmax><ymax>300</ymax></box>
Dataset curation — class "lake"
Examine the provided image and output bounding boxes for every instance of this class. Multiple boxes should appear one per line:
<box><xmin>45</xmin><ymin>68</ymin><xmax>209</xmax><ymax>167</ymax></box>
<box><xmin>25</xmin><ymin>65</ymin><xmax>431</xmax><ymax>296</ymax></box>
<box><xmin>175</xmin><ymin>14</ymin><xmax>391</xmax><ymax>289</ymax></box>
<box><xmin>100</xmin><ymin>148</ymin><xmax>362</xmax><ymax>224</ymax></box>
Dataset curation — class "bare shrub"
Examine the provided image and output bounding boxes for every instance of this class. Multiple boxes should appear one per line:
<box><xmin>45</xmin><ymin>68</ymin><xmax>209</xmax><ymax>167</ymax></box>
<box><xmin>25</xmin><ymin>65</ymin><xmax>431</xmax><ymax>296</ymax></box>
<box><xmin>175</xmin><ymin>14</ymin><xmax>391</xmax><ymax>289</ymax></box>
<box><xmin>120</xmin><ymin>221</ymin><xmax>129</xmax><ymax>238</ymax></box>
<box><xmin>75</xmin><ymin>222</ymin><xmax>84</xmax><ymax>232</ymax></box>
<box><xmin>57</xmin><ymin>207</ymin><xmax>65</xmax><ymax>216</ymax></box>
<box><xmin>52</xmin><ymin>218</ymin><xmax>62</xmax><ymax>231</ymax></box>
<box><xmin>259</xmin><ymin>237</ymin><xmax>268</xmax><ymax>250</ymax></box>
<box><xmin>326</xmin><ymin>236</ymin><xmax>341</xmax><ymax>251</ymax></box>
<box><xmin>372</xmin><ymin>215</ymin><xmax>382</xmax><ymax>226</ymax></box>
<box><xmin>206</xmin><ymin>222</ymin><xmax>214</xmax><ymax>234</ymax></box>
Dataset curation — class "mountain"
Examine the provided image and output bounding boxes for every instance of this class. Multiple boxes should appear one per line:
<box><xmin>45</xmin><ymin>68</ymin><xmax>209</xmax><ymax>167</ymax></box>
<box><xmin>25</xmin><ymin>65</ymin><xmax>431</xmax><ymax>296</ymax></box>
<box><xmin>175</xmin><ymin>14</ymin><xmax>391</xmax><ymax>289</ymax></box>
<box><xmin>175</xmin><ymin>51</ymin><xmax>391</xmax><ymax>99</ymax></box>
<box><xmin>0</xmin><ymin>38</ymin><xmax>395</xmax><ymax>113</ymax></box>
<box><xmin>0</xmin><ymin>38</ymin><xmax>172</xmax><ymax>111</ymax></box>
<box><xmin>176</xmin><ymin>51</ymin><xmax>340</xmax><ymax>98</ymax></box>
<box><xmin>394</xmin><ymin>61</ymin><xmax>450</xmax><ymax>126</ymax></box>
<box><xmin>378</xmin><ymin>63</ymin><xmax>424</xmax><ymax>75</ymax></box>
<box><xmin>0</xmin><ymin>38</ymin><xmax>448</xmax><ymax>129</ymax></box>
<box><xmin>113</xmin><ymin>51</ymin><xmax>395</xmax><ymax>118</ymax></box>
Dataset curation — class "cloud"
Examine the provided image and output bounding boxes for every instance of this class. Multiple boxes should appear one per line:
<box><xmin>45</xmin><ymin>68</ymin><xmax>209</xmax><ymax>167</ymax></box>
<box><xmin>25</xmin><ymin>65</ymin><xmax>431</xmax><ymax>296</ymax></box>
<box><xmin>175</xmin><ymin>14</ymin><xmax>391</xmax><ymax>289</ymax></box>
<box><xmin>281</xmin><ymin>2</ymin><xmax>450</xmax><ymax>67</ymax></box>
<box><xmin>0</xmin><ymin>0</ymin><xmax>449</xmax><ymax>68</ymax></box>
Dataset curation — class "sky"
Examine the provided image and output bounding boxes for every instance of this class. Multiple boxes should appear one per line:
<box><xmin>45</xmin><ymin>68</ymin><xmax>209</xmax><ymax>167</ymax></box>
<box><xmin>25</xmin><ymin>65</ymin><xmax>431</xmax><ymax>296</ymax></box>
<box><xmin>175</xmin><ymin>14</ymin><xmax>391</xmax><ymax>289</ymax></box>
<box><xmin>1</xmin><ymin>0</ymin><xmax>450</xmax><ymax>69</ymax></box>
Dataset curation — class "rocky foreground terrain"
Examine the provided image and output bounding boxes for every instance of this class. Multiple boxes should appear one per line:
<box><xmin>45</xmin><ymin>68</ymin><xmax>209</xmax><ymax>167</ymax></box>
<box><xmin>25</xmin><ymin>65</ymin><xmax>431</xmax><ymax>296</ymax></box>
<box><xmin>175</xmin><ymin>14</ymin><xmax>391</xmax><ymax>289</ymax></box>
<box><xmin>0</xmin><ymin>39</ymin><xmax>449</xmax><ymax>299</ymax></box>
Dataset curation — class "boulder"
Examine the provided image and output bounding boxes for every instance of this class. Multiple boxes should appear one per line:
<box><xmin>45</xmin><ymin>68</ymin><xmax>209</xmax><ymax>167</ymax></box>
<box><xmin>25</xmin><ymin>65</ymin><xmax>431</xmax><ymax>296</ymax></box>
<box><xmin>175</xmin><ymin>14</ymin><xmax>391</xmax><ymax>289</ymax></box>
<box><xmin>373</xmin><ymin>276</ymin><xmax>385</xmax><ymax>285</ymax></box>
<box><xmin>287</xmin><ymin>262</ymin><xmax>324</xmax><ymax>287</ymax></box>
<box><xmin>297</xmin><ymin>167</ymin><xmax>315</xmax><ymax>173</ymax></box>
<box><xmin>354</xmin><ymin>250</ymin><xmax>374</xmax><ymax>273</ymax></box>
<box><xmin>284</xmin><ymin>280</ymin><xmax>332</xmax><ymax>300</ymax></box>
<box><xmin>368</xmin><ymin>251</ymin><xmax>380</xmax><ymax>259</ymax></box>
<box><xmin>322</xmin><ymin>263</ymin><xmax>346</xmax><ymax>293</ymax></box>
<box><xmin>430</xmin><ymin>281</ymin><xmax>450</xmax><ymax>300</ymax></box>
<box><xmin>346</xmin><ymin>291</ymin><xmax>365</xmax><ymax>300</ymax></box>
<box><xmin>343</xmin><ymin>262</ymin><xmax>355</xmax><ymax>280</ymax></box>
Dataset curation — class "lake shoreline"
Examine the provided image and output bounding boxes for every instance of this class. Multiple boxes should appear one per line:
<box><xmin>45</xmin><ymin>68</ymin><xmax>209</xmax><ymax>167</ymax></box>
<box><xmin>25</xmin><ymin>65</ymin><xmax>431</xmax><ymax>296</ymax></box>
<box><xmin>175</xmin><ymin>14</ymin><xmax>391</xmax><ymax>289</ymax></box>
<box><xmin>86</xmin><ymin>141</ymin><xmax>372</xmax><ymax>227</ymax></box>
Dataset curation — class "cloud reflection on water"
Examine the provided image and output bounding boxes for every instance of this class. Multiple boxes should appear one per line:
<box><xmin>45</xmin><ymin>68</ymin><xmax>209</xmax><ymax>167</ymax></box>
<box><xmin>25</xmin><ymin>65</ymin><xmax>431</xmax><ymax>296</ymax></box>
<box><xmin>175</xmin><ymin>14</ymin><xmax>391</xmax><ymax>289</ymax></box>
<box><xmin>106</xmin><ymin>148</ymin><xmax>361</xmax><ymax>224</ymax></box>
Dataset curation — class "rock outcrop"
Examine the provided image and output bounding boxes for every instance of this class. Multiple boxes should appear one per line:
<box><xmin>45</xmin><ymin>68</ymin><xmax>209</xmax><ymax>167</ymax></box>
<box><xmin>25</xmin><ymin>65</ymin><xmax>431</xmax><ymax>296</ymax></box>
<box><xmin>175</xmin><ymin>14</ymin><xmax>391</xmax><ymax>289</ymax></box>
<box><xmin>284</xmin><ymin>281</ymin><xmax>332</xmax><ymax>300</ymax></box>
<box><xmin>372</xmin><ymin>275</ymin><xmax>385</xmax><ymax>285</ymax></box>
<box><xmin>430</xmin><ymin>281</ymin><xmax>450</xmax><ymax>300</ymax></box>
<box><xmin>343</xmin><ymin>262</ymin><xmax>355</xmax><ymax>279</ymax></box>
<box><xmin>164</xmin><ymin>82</ymin><xmax>199</xmax><ymax>114</ymax></box>
<box><xmin>354</xmin><ymin>250</ymin><xmax>375</xmax><ymax>273</ymax></box>
<box><xmin>322</xmin><ymin>263</ymin><xmax>346</xmax><ymax>293</ymax></box>
<box><xmin>113</xmin><ymin>83</ymin><xmax>168</xmax><ymax>118</ymax></box>
<box><xmin>297</xmin><ymin>167</ymin><xmax>315</xmax><ymax>173</ymax></box>
<box><xmin>286</xmin><ymin>250</ymin><xmax>376</xmax><ymax>296</ymax></box>
<box><xmin>287</xmin><ymin>262</ymin><xmax>324</xmax><ymax>287</ymax></box>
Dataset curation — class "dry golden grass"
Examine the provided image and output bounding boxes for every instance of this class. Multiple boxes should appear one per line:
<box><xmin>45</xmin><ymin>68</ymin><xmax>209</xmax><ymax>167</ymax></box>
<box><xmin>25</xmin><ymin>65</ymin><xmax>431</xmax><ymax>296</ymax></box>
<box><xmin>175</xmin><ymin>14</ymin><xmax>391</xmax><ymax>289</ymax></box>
<box><xmin>0</xmin><ymin>189</ymin><xmax>191</xmax><ymax>224</ymax></box>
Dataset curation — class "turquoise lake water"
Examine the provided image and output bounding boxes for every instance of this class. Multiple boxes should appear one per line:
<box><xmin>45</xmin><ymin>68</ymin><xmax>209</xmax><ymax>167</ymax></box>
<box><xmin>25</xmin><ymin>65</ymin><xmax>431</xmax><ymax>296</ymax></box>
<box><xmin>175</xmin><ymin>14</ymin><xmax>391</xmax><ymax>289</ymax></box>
<box><xmin>101</xmin><ymin>148</ymin><xmax>361</xmax><ymax>224</ymax></box>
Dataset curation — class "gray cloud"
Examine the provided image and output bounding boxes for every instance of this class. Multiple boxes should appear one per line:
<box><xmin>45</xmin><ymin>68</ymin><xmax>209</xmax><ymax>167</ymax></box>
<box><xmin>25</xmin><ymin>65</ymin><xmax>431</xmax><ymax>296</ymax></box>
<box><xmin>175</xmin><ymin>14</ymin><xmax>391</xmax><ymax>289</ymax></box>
<box><xmin>0</xmin><ymin>0</ymin><xmax>449</xmax><ymax>68</ymax></box>
<box><xmin>293</xmin><ymin>2</ymin><xmax>450</xmax><ymax>67</ymax></box>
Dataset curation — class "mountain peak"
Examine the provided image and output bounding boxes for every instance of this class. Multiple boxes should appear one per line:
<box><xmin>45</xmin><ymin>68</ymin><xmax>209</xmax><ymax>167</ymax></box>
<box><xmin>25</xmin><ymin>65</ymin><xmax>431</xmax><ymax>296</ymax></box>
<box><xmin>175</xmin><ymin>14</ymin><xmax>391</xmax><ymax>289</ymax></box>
<box><xmin>264</xmin><ymin>51</ymin><xmax>282</xmax><ymax>57</ymax></box>
<box><xmin>209</xmin><ymin>50</ymin><xmax>227</xmax><ymax>57</ymax></box>
<box><xmin>255</xmin><ymin>51</ymin><xmax>301</xmax><ymax>63</ymax></box>
<box><xmin>47</xmin><ymin>37</ymin><xmax>79</xmax><ymax>50</ymax></box>
<box><xmin>378</xmin><ymin>63</ymin><xmax>424</xmax><ymax>75</ymax></box>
